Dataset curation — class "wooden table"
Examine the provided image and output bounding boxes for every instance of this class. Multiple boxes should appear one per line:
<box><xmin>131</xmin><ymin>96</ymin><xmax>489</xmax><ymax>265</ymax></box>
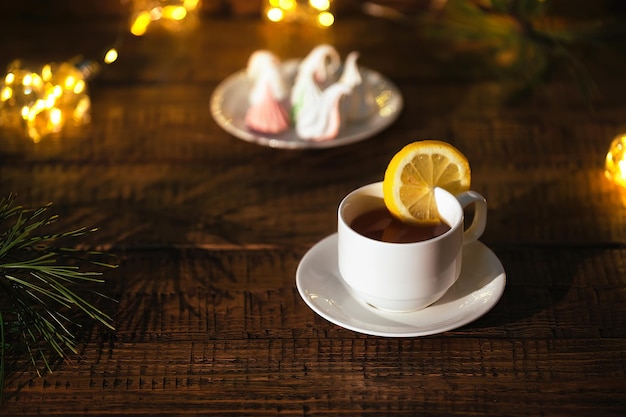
<box><xmin>1</xmin><ymin>4</ymin><xmax>626</xmax><ymax>416</ymax></box>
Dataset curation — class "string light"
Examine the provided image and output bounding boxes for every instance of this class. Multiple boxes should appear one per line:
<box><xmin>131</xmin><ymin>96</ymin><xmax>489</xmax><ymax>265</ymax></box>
<box><xmin>129</xmin><ymin>0</ymin><xmax>201</xmax><ymax>36</ymax></box>
<box><xmin>0</xmin><ymin>58</ymin><xmax>99</xmax><ymax>142</ymax></box>
<box><xmin>263</xmin><ymin>0</ymin><xmax>335</xmax><ymax>27</ymax></box>
<box><xmin>605</xmin><ymin>133</ymin><xmax>626</xmax><ymax>188</ymax></box>
<box><xmin>0</xmin><ymin>0</ymin><xmax>201</xmax><ymax>142</ymax></box>
<box><xmin>104</xmin><ymin>48</ymin><xmax>119</xmax><ymax>65</ymax></box>
<box><xmin>0</xmin><ymin>0</ymin><xmax>332</xmax><ymax>143</ymax></box>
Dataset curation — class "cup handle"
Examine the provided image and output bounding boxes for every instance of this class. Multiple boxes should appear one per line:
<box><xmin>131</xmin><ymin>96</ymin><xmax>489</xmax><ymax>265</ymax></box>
<box><xmin>456</xmin><ymin>191</ymin><xmax>487</xmax><ymax>244</ymax></box>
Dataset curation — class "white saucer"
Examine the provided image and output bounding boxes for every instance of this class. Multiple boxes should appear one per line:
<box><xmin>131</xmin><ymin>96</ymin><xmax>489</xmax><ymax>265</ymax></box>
<box><xmin>296</xmin><ymin>234</ymin><xmax>506</xmax><ymax>337</ymax></box>
<box><xmin>210</xmin><ymin>60</ymin><xmax>403</xmax><ymax>150</ymax></box>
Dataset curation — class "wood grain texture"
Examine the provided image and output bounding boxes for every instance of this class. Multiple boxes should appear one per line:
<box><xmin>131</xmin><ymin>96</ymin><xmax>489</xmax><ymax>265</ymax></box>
<box><xmin>1</xmin><ymin>247</ymin><xmax>625</xmax><ymax>415</ymax></box>
<box><xmin>1</xmin><ymin>6</ymin><xmax>626</xmax><ymax>417</ymax></box>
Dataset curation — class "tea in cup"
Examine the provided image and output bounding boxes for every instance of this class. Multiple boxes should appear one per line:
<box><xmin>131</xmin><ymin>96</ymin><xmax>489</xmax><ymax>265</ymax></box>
<box><xmin>337</xmin><ymin>182</ymin><xmax>487</xmax><ymax>312</ymax></box>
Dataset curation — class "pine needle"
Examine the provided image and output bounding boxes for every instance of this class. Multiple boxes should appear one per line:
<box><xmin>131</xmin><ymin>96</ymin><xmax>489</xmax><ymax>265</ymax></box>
<box><xmin>0</xmin><ymin>194</ymin><xmax>117</xmax><ymax>402</ymax></box>
<box><xmin>418</xmin><ymin>0</ymin><xmax>623</xmax><ymax>103</ymax></box>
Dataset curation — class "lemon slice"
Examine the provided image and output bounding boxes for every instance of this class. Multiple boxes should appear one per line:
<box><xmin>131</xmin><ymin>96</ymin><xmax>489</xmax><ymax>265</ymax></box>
<box><xmin>383</xmin><ymin>140</ymin><xmax>471</xmax><ymax>224</ymax></box>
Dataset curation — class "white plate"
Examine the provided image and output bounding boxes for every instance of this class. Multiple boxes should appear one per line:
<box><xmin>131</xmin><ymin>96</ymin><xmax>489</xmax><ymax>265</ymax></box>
<box><xmin>296</xmin><ymin>234</ymin><xmax>506</xmax><ymax>337</ymax></box>
<box><xmin>210</xmin><ymin>60</ymin><xmax>403</xmax><ymax>149</ymax></box>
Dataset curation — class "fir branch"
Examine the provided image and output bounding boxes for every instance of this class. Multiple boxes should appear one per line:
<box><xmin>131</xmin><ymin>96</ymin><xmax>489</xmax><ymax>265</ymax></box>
<box><xmin>0</xmin><ymin>194</ymin><xmax>117</xmax><ymax>403</ymax></box>
<box><xmin>417</xmin><ymin>0</ymin><xmax>623</xmax><ymax>102</ymax></box>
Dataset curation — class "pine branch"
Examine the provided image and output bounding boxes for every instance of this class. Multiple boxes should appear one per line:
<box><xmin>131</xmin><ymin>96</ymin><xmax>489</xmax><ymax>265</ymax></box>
<box><xmin>416</xmin><ymin>0</ymin><xmax>624</xmax><ymax>103</ymax></box>
<box><xmin>0</xmin><ymin>194</ymin><xmax>117</xmax><ymax>403</ymax></box>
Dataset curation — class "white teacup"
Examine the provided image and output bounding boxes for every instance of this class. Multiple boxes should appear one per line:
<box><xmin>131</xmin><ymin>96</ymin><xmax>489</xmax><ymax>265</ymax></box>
<box><xmin>337</xmin><ymin>182</ymin><xmax>487</xmax><ymax>312</ymax></box>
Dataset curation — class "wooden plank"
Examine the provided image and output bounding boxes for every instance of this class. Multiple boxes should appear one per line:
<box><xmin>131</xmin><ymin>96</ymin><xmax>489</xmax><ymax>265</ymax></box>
<box><xmin>1</xmin><ymin>246</ymin><xmax>624</xmax><ymax>416</ymax></box>
<box><xmin>1</xmin><ymin>10</ymin><xmax>626</xmax><ymax>417</ymax></box>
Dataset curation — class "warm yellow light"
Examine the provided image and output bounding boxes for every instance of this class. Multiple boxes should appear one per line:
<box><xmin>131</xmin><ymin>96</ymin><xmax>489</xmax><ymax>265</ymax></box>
<box><xmin>150</xmin><ymin>6</ymin><xmax>163</xmax><ymax>20</ymax></box>
<box><xmin>1</xmin><ymin>58</ymin><xmax>96</xmax><ymax>141</ymax></box>
<box><xmin>163</xmin><ymin>5</ymin><xmax>187</xmax><ymax>20</ymax></box>
<box><xmin>131</xmin><ymin>12</ymin><xmax>152</xmax><ymax>36</ymax></box>
<box><xmin>73</xmin><ymin>80</ymin><xmax>85</xmax><ymax>94</ymax></box>
<box><xmin>265</xmin><ymin>0</ymin><xmax>335</xmax><ymax>24</ymax></box>
<box><xmin>267</xmin><ymin>7</ymin><xmax>285</xmax><ymax>22</ymax></box>
<box><xmin>619</xmin><ymin>160</ymin><xmax>626</xmax><ymax>183</ymax></box>
<box><xmin>49</xmin><ymin>107</ymin><xmax>63</xmax><ymax>126</ymax></box>
<box><xmin>5</xmin><ymin>72</ymin><xmax>15</xmax><ymax>84</ymax></box>
<box><xmin>45</xmin><ymin>93</ymin><xmax>57</xmax><ymax>108</ymax></box>
<box><xmin>22</xmin><ymin>73</ymin><xmax>33</xmax><ymax>87</ymax></box>
<box><xmin>376</xmin><ymin>90</ymin><xmax>391</xmax><ymax>107</ymax></box>
<box><xmin>28</xmin><ymin>74</ymin><xmax>43</xmax><ymax>90</ymax></box>
<box><xmin>279</xmin><ymin>0</ymin><xmax>296</xmax><ymax>11</ymax></box>
<box><xmin>129</xmin><ymin>1</ymin><xmax>199</xmax><ymax>35</ymax></box>
<box><xmin>1</xmin><ymin>86</ymin><xmax>12</xmax><ymax>101</ymax></box>
<box><xmin>64</xmin><ymin>75</ymin><xmax>77</xmax><ymax>90</ymax></box>
<box><xmin>26</xmin><ymin>108</ymin><xmax>37</xmax><ymax>122</ymax></box>
<box><xmin>73</xmin><ymin>96</ymin><xmax>91</xmax><ymax>122</ymax></box>
<box><xmin>310</xmin><ymin>0</ymin><xmax>330</xmax><ymax>11</ymax></box>
<box><xmin>605</xmin><ymin>134</ymin><xmax>626</xmax><ymax>188</ymax></box>
<box><xmin>376</xmin><ymin>90</ymin><xmax>393</xmax><ymax>117</ymax></box>
<box><xmin>52</xmin><ymin>85</ymin><xmax>62</xmax><ymax>98</ymax></box>
<box><xmin>41</xmin><ymin>64</ymin><xmax>52</xmax><ymax>81</ymax></box>
<box><xmin>104</xmin><ymin>48</ymin><xmax>118</xmax><ymax>64</ymax></box>
<box><xmin>183</xmin><ymin>0</ymin><xmax>200</xmax><ymax>10</ymax></box>
<box><xmin>33</xmin><ymin>99</ymin><xmax>45</xmax><ymax>113</ymax></box>
<box><xmin>27</xmin><ymin>126</ymin><xmax>41</xmax><ymax>143</ymax></box>
<box><xmin>318</xmin><ymin>11</ymin><xmax>334</xmax><ymax>27</ymax></box>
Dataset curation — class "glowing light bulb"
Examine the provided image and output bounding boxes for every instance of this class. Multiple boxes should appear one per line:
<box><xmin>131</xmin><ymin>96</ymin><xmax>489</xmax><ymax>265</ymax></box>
<box><xmin>318</xmin><ymin>11</ymin><xmax>334</xmax><ymax>27</ymax></box>
<box><xmin>266</xmin><ymin>8</ymin><xmax>285</xmax><ymax>22</ymax></box>
<box><xmin>129</xmin><ymin>0</ymin><xmax>201</xmax><ymax>36</ymax></box>
<box><xmin>162</xmin><ymin>5</ymin><xmax>187</xmax><ymax>20</ymax></box>
<box><xmin>310</xmin><ymin>0</ymin><xmax>330</xmax><ymax>11</ymax></box>
<box><xmin>263</xmin><ymin>0</ymin><xmax>334</xmax><ymax>27</ymax></box>
<box><xmin>104</xmin><ymin>48</ymin><xmax>119</xmax><ymax>64</ymax></box>
<box><xmin>605</xmin><ymin>134</ymin><xmax>626</xmax><ymax>188</ymax></box>
<box><xmin>0</xmin><ymin>58</ymin><xmax>99</xmax><ymax>142</ymax></box>
<box><xmin>280</xmin><ymin>0</ymin><xmax>297</xmax><ymax>10</ymax></box>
